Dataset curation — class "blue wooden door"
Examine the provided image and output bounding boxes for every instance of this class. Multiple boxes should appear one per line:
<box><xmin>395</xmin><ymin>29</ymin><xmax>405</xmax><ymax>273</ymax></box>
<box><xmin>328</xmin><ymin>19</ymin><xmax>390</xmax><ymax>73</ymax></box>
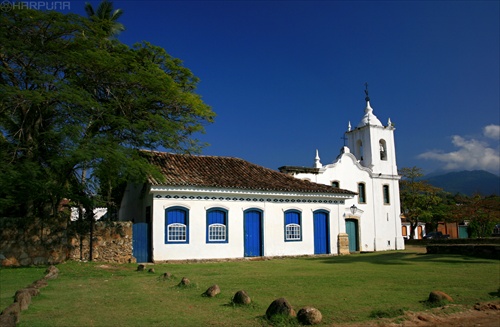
<box><xmin>244</xmin><ymin>210</ymin><xmax>262</xmax><ymax>257</ymax></box>
<box><xmin>345</xmin><ymin>219</ymin><xmax>358</xmax><ymax>252</ymax></box>
<box><xmin>133</xmin><ymin>223</ymin><xmax>151</xmax><ymax>263</ymax></box>
<box><xmin>314</xmin><ymin>211</ymin><xmax>329</xmax><ymax>254</ymax></box>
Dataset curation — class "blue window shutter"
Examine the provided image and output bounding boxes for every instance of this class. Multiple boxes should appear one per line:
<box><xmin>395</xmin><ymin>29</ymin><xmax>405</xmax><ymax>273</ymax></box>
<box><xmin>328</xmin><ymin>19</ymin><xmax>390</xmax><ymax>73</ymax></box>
<box><xmin>284</xmin><ymin>210</ymin><xmax>301</xmax><ymax>241</ymax></box>
<box><xmin>168</xmin><ymin>208</ymin><xmax>186</xmax><ymax>224</ymax></box>
<box><xmin>165</xmin><ymin>207</ymin><xmax>189</xmax><ymax>243</ymax></box>
<box><xmin>285</xmin><ymin>211</ymin><xmax>300</xmax><ymax>225</ymax></box>
<box><xmin>207</xmin><ymin>209</ymin><xmax>228</xmax><ymax>243</ymax></box>
<box><xmin>208</xmin><ymin>210</ymin><xmax>225</xmax><ymax>225</ymax></box>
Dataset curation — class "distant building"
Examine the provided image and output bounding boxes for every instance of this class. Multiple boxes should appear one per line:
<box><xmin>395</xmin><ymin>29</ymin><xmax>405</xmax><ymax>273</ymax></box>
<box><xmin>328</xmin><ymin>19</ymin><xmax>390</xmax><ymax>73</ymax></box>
<box><xmin>400</xmin><ymin>217</ymin><xmax>426</xmax><ymax>239</ymax></box>
<box><xmin>71</xmin><ymin>207</ymin><xmax>108</xmax><ymax>221</ymax></box>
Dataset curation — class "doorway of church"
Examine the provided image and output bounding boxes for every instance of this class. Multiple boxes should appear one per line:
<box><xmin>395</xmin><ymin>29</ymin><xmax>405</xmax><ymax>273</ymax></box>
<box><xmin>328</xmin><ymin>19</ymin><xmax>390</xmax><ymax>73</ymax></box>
<box><xmin>345</xmin><ymin>219</ymin><xmax>359</xmax><ymax>252</ymax></box>
<box><xmin>313</xmin><ymin>210</ymin><xmax>330</xmax><ymax>254</ymax></box>
<box><xmin>244</xmin><ymin>209</ymin><xmax>263</xmax><ymax>257</ymax></box>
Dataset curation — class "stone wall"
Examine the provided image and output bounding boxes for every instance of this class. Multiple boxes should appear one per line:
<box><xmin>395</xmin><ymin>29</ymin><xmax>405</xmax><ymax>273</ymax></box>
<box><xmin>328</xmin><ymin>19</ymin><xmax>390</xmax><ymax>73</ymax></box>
<box><xmin>0</xmin><ymin>218</ymin><xmax>135</xmax><ymax>266</ymax></box>
<box><xmin>68</xmin><ymin>221</ymin><xmax>135</xmax><ymax>263</ymax></box>
<box><xmin>0</xmin><ymin>218</ymin><xmax>69</xmax><ymax>267</ymax></box>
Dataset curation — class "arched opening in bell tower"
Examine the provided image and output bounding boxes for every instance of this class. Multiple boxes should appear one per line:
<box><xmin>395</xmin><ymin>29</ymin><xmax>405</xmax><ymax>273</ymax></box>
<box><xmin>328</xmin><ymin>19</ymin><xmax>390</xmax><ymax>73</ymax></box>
<box><xmin>356</xmin><ymin>140</ymin><xmax>363</xmax><ymax>161</ymax></box>
<box><xmin>379</xmin><ymin>139</ymin><xmax>387</xmax><ymax>161</ymax></box>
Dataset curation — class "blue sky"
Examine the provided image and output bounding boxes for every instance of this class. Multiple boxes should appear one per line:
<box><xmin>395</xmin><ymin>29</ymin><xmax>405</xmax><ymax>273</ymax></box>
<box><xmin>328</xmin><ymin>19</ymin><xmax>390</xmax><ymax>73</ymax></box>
<box><xmin>62</xmin><ymin>0</ymin><xmax>499</xmax><ymax>175</ymax></box>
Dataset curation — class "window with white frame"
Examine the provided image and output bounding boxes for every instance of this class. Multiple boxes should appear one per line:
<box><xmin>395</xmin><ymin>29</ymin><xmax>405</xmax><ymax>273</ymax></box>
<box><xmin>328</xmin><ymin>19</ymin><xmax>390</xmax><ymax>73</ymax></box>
<box><xmin>284</xmin><ymin>210</ymin><xmax>302</xmax><ymax>241</ymax></box>
<box><xmin>207</xmin><ymin>208</ymin><xmax>228</xmax><ymax>243</ymax></box>
<box><xmin>168</xmin><ymin>223</ymin><xmax>186</xmax><ymax>241</ymax></box>
<box><xmin>165</xmin><ymin>207</ymin><xmax>189</xmax><ymax>243</ymax></box>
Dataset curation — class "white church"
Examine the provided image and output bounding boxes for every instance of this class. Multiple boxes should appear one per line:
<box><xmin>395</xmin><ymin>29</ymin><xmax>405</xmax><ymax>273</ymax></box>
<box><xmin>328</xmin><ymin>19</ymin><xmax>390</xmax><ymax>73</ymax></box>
<box><xmin>119</xmin><ymin>90</ymin><xmax>405</xmax><ymax>262</ymax></box>
<box><xmin>279</xmin><ymin>90</ymin><xmax>404</xmax><ymax>253</ymax></box>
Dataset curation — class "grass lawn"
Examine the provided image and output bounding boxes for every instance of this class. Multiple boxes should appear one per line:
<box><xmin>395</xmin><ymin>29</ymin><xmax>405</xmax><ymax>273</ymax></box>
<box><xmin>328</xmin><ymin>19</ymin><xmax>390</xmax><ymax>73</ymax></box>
<box><xmin>0</xmin><ymin>266</ymin><xmax>46</xmax><ymax>310</ymax></box>
<box><xmin>2</xmin><ymin>246</ymin><xmax>499</xmax><ymax>326</ymax></box>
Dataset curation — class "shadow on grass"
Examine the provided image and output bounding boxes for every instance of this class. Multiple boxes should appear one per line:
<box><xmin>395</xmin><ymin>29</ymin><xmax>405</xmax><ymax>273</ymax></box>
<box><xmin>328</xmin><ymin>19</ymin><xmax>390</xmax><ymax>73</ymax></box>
<box><xmin>307</xmin><ymin>251</ymin><xmax>498</xmax><ymax>266</ymax></box>
<box><xmin>488</xmin><ymin>289</ymin><xmax>500</xmax><ymax>297</ymax></box>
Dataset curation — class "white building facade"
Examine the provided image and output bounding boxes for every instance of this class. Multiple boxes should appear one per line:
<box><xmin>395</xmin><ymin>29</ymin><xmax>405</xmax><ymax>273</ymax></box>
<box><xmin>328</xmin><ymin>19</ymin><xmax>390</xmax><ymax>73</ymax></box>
<box><xmin>119</xmin><ymin>152</ymin><xmax>357</xmax><ymax>262</ymax></box>
<box><xmin>119</xmin><ymin>92</ymin><xmax>404</xmax><ymax>262</ymax></box>
<box><xmin>279</xmin><ymin>94</ymin><xmax>405</xmax><ymax>252</ymax></box>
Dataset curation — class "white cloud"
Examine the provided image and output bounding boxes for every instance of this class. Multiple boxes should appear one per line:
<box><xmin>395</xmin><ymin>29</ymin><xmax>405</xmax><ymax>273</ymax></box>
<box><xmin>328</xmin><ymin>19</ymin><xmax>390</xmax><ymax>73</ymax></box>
<box><xmin>418</xmin><ymin>125</ymin><xmax>500</xmax><ymax>174</ymax></box>
<box><xmin>484</xmin><ymin>124</ymin><xmax>500</xmax><ymax>140</ymax></box>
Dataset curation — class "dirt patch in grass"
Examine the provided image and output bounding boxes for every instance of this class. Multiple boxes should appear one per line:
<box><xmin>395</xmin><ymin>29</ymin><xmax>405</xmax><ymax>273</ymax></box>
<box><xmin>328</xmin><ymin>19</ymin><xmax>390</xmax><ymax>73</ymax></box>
<box><xmin>403</xmin><ymin>244</ymin><xmax>427</xmax><ymax>254</ymax></box>
<box><xmin>94</xmin><ymin>263</ymin><xmax>134</xmax><ymax>272</ymax></box>
<box><xmin>338</xmin><ymin>301</ymin><xmax>500</xmax><ymax>326</ymax></box>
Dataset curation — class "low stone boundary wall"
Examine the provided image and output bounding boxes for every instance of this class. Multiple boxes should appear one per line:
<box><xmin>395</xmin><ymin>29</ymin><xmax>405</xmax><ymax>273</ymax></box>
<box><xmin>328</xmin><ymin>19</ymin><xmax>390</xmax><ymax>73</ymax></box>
<box><xmin>68</xmin><ymin>222</ymin><xmax>135</xmax><ymax>263</ymax></box>
<box><xmin>0</xmin><ymin>265</ymin><xmax>59</xmax><ymax>326</ymax></box>
<box><xmin>426</xmin><ymin>244</ymin><xmax>500</xmax><ymax>260</ymax></box>
<box><xmin>406</xmin><ymin>237</ymin><xmax>500</xmax><ymax>246</ymax></box>
<box><xmin>1</xmin><ymin>218</ymin><xmax>135</xmax><ymax>267</ymax></box>
<box><xmin>0</xmin><ymin>218</ymin><xmax>69</xmax><ymax>267</ymax></box>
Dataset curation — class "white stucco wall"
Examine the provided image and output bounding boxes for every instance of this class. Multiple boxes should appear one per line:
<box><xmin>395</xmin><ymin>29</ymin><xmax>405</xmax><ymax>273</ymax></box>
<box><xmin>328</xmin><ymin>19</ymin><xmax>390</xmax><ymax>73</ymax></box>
<box><xmin>144</xmin><ymin>186</ymin><xmax>352</xmax><ymax>261</ymax></box>
<box><xmin>288</xmin><ymin>98</ymin><xmax>406</xmax><ymax>252</ymax></box>
<box><xmin>292</xmin><ymin>149</ymin><xmax>404</xmax><ymax>251</ymax></box>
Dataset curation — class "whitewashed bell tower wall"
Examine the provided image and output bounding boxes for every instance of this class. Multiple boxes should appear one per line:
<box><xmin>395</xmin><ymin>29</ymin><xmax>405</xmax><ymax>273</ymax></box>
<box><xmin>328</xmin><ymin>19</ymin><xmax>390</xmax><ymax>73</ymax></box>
<box><xmin>285</xmin><ymin>92</ymin><xmax>404</xmax><ymax>252</ymax></box>
<box><xmin>344</xmin><ymin>95</ymin><xmax>403</xmax><ymax>251</ymax></box>
<box><xmin>346</xmin><ymin>100</ymin><xmax>398</xmax><ymax>176</ymax></box>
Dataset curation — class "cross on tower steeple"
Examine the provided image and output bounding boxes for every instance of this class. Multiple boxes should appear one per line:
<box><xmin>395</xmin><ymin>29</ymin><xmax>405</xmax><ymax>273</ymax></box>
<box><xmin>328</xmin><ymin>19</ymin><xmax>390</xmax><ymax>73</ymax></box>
<box><xmin>364</xmin><ymin>82</ymin><xmax>370</xmax><ymax>101</ymax></box>
<box><xmin>340</xmin><ymin>133</ymin><xmax>348</xmax><ymax>146</ymax></box>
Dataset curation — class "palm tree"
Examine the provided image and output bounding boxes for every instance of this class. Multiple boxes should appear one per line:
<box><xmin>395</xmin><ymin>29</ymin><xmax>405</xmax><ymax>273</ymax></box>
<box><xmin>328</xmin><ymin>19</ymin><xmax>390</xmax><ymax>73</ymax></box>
<box><xmin>84</xmin><ymin>0</ymin><xmax>125</xmax><ymax>38</ymax></box>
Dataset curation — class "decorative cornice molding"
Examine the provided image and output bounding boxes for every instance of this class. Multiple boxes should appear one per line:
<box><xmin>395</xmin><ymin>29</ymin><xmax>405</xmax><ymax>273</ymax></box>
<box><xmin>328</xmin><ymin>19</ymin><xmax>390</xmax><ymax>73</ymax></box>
<box><xmin>153</xmin><ymin>193</ymin><xmax>346</xmax><ymax>205</ymax></box>
<box><xmin>149</xmin><ymin>185</ymin><xmax>353</xmax><ymax>200</ymax></box>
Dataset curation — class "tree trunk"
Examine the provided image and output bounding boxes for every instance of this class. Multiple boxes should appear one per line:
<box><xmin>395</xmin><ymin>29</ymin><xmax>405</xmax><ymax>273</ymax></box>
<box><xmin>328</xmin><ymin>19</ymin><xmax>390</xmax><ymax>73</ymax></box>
<box><xmin>89</xmin><ymin>212</ymin><xmax>94</xmax><ymax>261</ymax></box>
<box><xmin>410</xmin><ymin>221</ymin><xmax>418</xmax><ymax>239</ymax></box>
<box><xmin>78</xmin><ymin>205</ymin><xmax>84</xmax><ymax>261</ymax></box>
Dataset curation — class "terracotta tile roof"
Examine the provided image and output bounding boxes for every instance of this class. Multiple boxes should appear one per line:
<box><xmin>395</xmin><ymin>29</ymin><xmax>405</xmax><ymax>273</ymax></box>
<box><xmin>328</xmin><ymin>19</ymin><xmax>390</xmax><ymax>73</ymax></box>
<box><xmin>142</xmin><ymin>150</ymin><xmax>356</xmax><ymax>195</ymax></box>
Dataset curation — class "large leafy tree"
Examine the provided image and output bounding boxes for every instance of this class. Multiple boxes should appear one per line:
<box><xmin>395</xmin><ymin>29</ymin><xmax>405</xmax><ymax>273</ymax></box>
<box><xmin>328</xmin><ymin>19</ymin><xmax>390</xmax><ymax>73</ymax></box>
<box><xmin>0</xmin><ymin>8</ymin><xmax>214</xmax><ymax>221</ymax></box>
<box><xmin>399</xmin><ymin>167</ymin><xmax>443</xmax><ymax>239</ymax></box>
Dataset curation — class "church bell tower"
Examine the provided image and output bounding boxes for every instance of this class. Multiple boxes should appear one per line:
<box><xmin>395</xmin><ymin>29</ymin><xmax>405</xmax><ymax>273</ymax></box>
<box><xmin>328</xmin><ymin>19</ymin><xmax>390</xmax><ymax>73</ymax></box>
<box><xmin>345</xmin><ymin>85</ymin><xmax>398</xmax><ymax>176</ymax></box>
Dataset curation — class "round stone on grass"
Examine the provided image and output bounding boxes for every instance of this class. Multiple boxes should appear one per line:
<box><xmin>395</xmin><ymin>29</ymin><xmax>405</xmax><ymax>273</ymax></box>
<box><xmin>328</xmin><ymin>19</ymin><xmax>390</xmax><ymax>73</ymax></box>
<box><xmin>178</xmin><ymin>277</ymin><xmax>190</xmax><ymax>286</ymax></box>
<box><xmin>297</xmin><ymin>306</ymin><xmax>322</xmax><ymax>325</ymax></box>
<box><xmin>265</xmin><ymin>297</ymin><xmax>296</xmax><ymax>319</ymax></box>
<box><xmin>428</xmin><ymin>290</ymin><xmax>453</xmax><ymax>303</ymax></box>
<box><xmin>232</xmin><ymin>290</ymin><xmax>251</xmax><ymax>305</ymax></box>
<box><xmin>203</xmin><ymin>284</ymin><xmax>221</xmax><ymax>297</ymax></box>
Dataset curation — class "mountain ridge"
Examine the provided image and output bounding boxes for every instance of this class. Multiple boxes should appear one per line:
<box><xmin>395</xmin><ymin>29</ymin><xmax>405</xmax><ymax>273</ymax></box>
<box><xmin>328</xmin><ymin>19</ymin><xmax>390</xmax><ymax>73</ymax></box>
<box><xmin>422</xmin><ymin>170</ymin><xmax>499</xmax><ymax>196</ymax></box>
